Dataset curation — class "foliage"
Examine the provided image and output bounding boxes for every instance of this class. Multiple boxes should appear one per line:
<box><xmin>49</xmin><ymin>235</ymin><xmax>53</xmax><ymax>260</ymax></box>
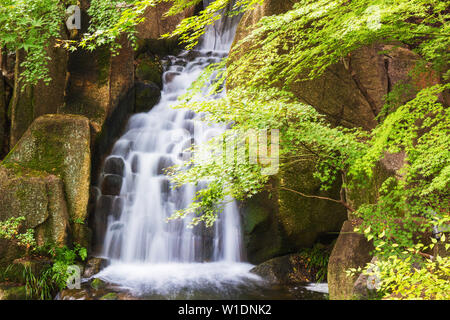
<box><xmin>23</xmin><ymin>244</ymin><xmax>87</xmax><ymax>300</ymax></box>
<box><xmin>299</xmin><ymin>243</ymin><xmax>332</xmax><ymax>282</ymax></box>
<box><xmin>0</xmin><ymin>217</ymin><xmax>36</xmax><ymax>251</ymax></box>
<box><xmin>0</xmin><ymin>0</ymin><xmax>66</xmax><ymax>86</ymax></box>
<box><xmin>168</xmin><ymin>87</ymin><xmax>366</xmax><ymax>225</ymax></box>
<box><xmin>166</xmin><ymin>0</ymin><xmax>449</xmax><ymax>300</ymax></box>
<box><xmin>227</xmin><ymin>0</ymin><xmax>450</xmax><ymax>89</ymax></box>
<box><xmin>0</xmin><ymin>215</ymin><xmax>86</xmax><ymax>299</ymax></box>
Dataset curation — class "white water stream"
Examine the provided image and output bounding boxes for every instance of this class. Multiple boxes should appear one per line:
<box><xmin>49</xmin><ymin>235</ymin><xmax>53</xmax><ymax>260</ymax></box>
<box><xmin>92</xmin><ymin>1</ymin><xmax>263</xmax><ymax>297</ymax></box>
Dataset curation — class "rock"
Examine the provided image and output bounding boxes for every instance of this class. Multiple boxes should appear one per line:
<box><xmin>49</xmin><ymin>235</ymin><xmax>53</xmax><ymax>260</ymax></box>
<box><xmin>91</xmin><ymin>278</ymin><xmax>107</xmax><ymax>290</ymax></box>
<box><xmin>2</xmin><ymin>114</ymin><xmax>91</xmax><ymax>246</ymax></box>
<box><xmin>99</xmin><ymin>292</ymin><xmax>118</xmax><ymax>300</ymax></box>
<box><xmin>9</xmin><ymin>33</ymin><xmax>69</xmax><ymax>147</ymax></box>
<box><xmin>135</xmin><ymin>82</ymin><xmax>161</xmax><ymax>113</ymax></box>
<box><xmin>250</xmin><ymin>253</ymin><xmax>317</xmax><ymax>284</ymax></box>
<box><xmin>242</xmin><ymin>188</ymin><xmax>286</xmax><ymax>264</ymax></box>
<box><xmin>0</xmin><ymin>283</ymin><xmax>27</xmax><ymax>300</ymax></box>
<box><xmin>164</xmin><ymin>72</ymin><xmax>180</xmax><ymax>83</ymax></box>
<box><xmin>58</xmin><ymin>288</ymin><xmax>91</xmax><ymax>300</ymax></box>
<box><xmin>103</xmin><ymin>157</ymin><xmax>125</xmax><ymax>176</ymax></box>
<box><xmin>135</xmin><ymin>2</ymin><xmax>195</xmax><ymax>41</ymax></box>
<box><xmin>352</xmin><ymin>257</ymin><xmax>380</xmax><ymax>300</ymax></box>
<box><xmin>0</xmin><ymin>165</ymin><xmax>70</xmax><ymax>267</ymax></box>
<box><xmin>229</xmin><ymin>0</ymin><xmax>438</xmax><ymax>130</ymax></box>
<box><xmin>277</xmin><ymin>160</ymin><xmax>348</xmax><ymax>250</ymax></box>
<box><xmin>328</xmin><ymin>219</ymin><xmax>374</xmax><ymax>300</ymax></box>
<box><xmin>135</xmin><ymin>56</ymin><xmax>163</xmax><ymax>88</ymax></box>
<box><xmin>101</xmin><ymin>174</ymin><xmax>123</xmax><ymax>196</ymax></box>
<box><xmin>83</xmin><ymin>257</ymin><xmax>108</xmax><ymax>278</ymax></box>
<box><xmin>242</xmin><ymin>160</ymin><xmax>347</xmax><ymax>264</ymax></box>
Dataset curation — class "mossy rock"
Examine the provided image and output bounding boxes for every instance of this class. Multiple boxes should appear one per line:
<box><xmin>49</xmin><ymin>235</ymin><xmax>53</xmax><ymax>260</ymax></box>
<box><xmin>99</xmin><ymin>292</ymin><xmax>118</xmax><ymax>300</ymax></box>
<box><xmin>242</xmin><ymin>188</ymin><xmax>287</xmax><ymax>264</ymax></box>
<box><xmin>277</xmin><ymin>159</ymin><xmax>347</xmax><ymax>250</ymax></box>
<box><xmin>135</xmin><ymin>56</ymin><xmax>163</xmax><ymax>88</ymax></box>
<box><xmin>2</xmin><ymin>114</ymin><xmax>91</xmax><ymax>245</ymax></box>
<box><xmin>135</xmin><ymin>82</ymin><xmax>161</xmax><ymax>113</ymax></box>
<box><xmin>0</xmin><ymin>283</ymin><xmax>27</xmax><ymax>300</ymax></box>
<box><xmin>0</xmin><ymin>165</ymin><xmax>70</xmax><ymax>267</ymax></box>
<box><xmin>91</xmin><ymin>278</ymin><xmax>107</xmax><ymax>290</ymax></box>
<box><xmin>327</xmin><ymin>220</ymin><xmax>374</xmax><ymax>300</ymax></box>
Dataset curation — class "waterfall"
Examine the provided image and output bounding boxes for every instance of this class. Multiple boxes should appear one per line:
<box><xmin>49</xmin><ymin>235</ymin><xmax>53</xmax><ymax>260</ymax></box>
<box><xmin>92</xmin><ymin>0</ymin><xmax>261</xmax><ymax>297</ymax></box>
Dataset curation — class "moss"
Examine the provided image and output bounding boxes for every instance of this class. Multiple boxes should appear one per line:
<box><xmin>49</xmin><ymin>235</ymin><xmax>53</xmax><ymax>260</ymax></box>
<box><xmin>135</xmin><ymin>56</ymin><xmax>163</xmax><ymax>88</ymax></box>
<box><xmin>96</xmin><ymin>47</ymin><xmax>111</xmax><ymax>87</ymax></box>
<box><xmin>0</xmin><ymin>283</ymin><xmax>27</xmax><ymax>300</ymax></box>
<box><xmin>277</xmin><ymin>159</ymin><xmax>347</xmax><ymax>248</ymax></box>
<box><xmin>99</xmin><ymin>292</ymin><xmax>118</xmax><ymax>300</ymax></box>
<box><xmin>1</xmin><ymin>114</ymin><xmax>91</xmax><ymax>245</ymax></box>
<box><xmin>91</xmin><ymin>278</ymin><xmax>106</xmax><ymax>290</ymax></box>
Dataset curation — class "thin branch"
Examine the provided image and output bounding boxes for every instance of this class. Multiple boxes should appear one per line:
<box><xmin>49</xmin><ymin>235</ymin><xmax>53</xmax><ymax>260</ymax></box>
<box><xmin>280</xmin><ymin>186</ymin><xmax>355</xmax><ymax>213</ymax></box>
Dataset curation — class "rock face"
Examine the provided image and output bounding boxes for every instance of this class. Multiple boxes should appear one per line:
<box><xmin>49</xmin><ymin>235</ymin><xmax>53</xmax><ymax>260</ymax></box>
<box><xmin>242</xmin><ymin>189</ymin><xmax>286</xmax><ymax>264</ymax></box>
<box><xmin>135</xmin><ymin>2</ymin><xmax>196</xmax><ymax>40</ymax></box>
<box><xmin>230</xmin><ymin>1</ymin><xmax>432</xmax><ymax>131</ymax></box>
<box><xmin>2</xmin><ymin>114</ymin><xmax>91</xmax><ymax>247</ymax></box>
<box><xmin>328</xmin><ymin>220</ymin><xmax>373</xmax><ymax>300</ymax></box>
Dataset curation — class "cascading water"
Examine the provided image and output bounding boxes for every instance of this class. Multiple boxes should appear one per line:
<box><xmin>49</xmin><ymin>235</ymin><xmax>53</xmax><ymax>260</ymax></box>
<box><xmin>92</xmin><ymin>1</ymin><xmax>263</xmax><ymax>298</ymax></box>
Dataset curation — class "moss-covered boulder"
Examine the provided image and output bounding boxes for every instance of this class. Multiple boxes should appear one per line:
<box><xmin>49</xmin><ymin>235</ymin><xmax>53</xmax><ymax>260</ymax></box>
<box><xmin>0</xmin><ymin>283</ymin><xmax>27</xmax><ymax>300</ymax></box>
<box><xmin>242</xmin><ymin>159</ymin><xmax>347</xmax><ymax>264</ymax></box>
<box><xmin>135</xmin><ymin>82</ymin><xmax>161</xmax><ymax>113</ymax></box>
<box><xmin>2</xmin><ymin>114</ymin><xmax>91</xmax><ymax>246</ymax></box>
<box><xmin>136</xmin><ymin>55</ymin><xmax>163</xmax><ymax>88</ymax></box>
<box><xmin>277</xmin><ymin>160</ymin><xmax>347</xmax><ymax>249</ymax></box>
<box><xmin>328</xmin><ymin>219</ymin><xmax>373</xmax><ymax>300</ymax></box>
<box><xmin>0</xmin><ymin>165</ymin><xmax>70</xmax><ymax>268</ymax></box>
<box><xmin>242</xmin><ymin>188</ymin><xmax>286</xmax><ymax>264</ymax></box>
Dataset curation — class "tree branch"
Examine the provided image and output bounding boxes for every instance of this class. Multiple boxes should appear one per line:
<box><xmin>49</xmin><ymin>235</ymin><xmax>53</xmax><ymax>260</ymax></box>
<box><xmin>280</xmin><ymin>186</ymin><xmax>355</xmax><ymax>213</ymax></box>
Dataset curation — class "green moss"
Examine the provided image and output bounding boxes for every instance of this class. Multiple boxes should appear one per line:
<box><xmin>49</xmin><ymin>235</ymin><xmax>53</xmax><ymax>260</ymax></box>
<box><xmin>91</xmin><ymin>278</ymin><xmax>106</xmax><ymax>290</ymax></box>
<box><xmin>97</xmin><ymin>47</ymin><xmax>111</xmax><ymax>87</ymax></box>
<box><xmin>136</xmin><ymin>57</ymin><xmax>163</xmax><ymax>88</ymax></box>
<box><xmin>99</xmin><ymin>292</ymin><xmax>118</xmax><ymax>300</ymax></box>
<box><xmin>0</xmin><ymin>283</ymin><xmax>27</xmax><ymax>300</ymax></box>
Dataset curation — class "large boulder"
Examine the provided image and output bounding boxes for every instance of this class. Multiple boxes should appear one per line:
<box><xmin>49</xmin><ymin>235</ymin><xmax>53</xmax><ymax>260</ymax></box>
<box><xmin>2</xmin><ymin>114</ymin><xmax>91</xmax><ymax>246</ymax></box>
<box><xmin>328</xmin><ymin>219</ymin><xmax>373</xmax><ymax>300</ymax></box>
<box><xmin>242</xmin><ymin>159</ymin><xmax>347</xmax><ymax>264</ymax></box>
<box><xmin>242</xmin><ymin>188</ymin><xmax>286</xmax><ymax>264</ymax></box>
<box><xmin>0</xmin><ymin>165</ymin><xmax>70</xmax><ymax>268</ymax></box>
